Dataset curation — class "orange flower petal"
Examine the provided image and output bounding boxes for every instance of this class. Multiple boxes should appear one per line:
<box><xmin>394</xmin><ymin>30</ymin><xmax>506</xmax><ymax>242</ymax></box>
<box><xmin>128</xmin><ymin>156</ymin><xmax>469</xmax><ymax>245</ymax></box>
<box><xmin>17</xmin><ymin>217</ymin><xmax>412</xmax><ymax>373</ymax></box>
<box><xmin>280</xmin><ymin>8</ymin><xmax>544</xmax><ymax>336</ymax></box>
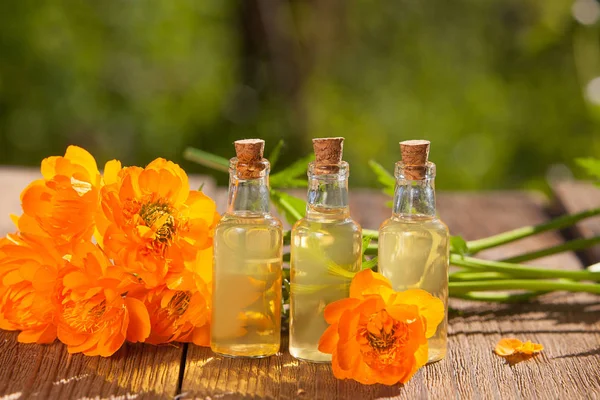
<box><xmin>125</xmin><ymin>297</ymin><xmax>151</xmax><ymax>343</ymax></box>
<box><xmin>349</xmin><ymin>270</ymin><xmax>392</xmax><ymax>299</ymax></box>
<box><xmin>392</xmin><ymin>289</ymin><xmax>445</xmax><ymax>338</ymax></box>
<box><xmin>64</xmin><ymin>145</ymin><xmax>99</xmax><ymax>180</ymax></box>
<box><xmin>385</xmin><ymin>303</ymin><xmax>419</xmax><ymax>323</ymax></box>
<box><xmin>192</xmin><ymin>323</ymin><xmax>211</xmax><ymax>346</ymax></box>
<box><xmin>323</xmin><ymin>297</ymin><xmax>361</xmax><ymax>324</ymax></box>
<box><xmin>103</xmin><ymin>160</ymin><xmax>122</xmax><ymax>186</ymax></box>
<box><xmin>18</xmin><ymin>324</ymin><xmax>57</xmax><ymax>344</ymax></box>
<box><xmin>517</xmin><ymin>340</ymin><xmax>544</xmax><ymax>355</ymax></box>
<box><xmin>494</xmin><ymin>338</ymin><xmax>523</xmax><ymax>356</ymax></box>
<box><xmin>318</xmin><ymin>323</ymin><xmax>339</xmax><ymax>354</ymax></box>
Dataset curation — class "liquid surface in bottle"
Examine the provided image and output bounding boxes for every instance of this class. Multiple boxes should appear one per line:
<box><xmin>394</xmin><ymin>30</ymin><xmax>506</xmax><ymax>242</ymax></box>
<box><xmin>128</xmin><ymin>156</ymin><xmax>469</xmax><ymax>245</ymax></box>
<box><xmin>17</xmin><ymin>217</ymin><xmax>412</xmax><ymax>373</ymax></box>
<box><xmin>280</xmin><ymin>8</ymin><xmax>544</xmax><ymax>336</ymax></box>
<box><xmin>212</xmin><ymin>214</ymin><xmax>283</xmax><ymax>358</ymax></box>
<box><xmin>290</xmin><ymin>209</ymin><xmax>362</xmax><ymax>362</ymax></box>
<box><xmin>378</xmin><ymin>215</ymin><xmax>449</xmax><ymax>363</ymax></box>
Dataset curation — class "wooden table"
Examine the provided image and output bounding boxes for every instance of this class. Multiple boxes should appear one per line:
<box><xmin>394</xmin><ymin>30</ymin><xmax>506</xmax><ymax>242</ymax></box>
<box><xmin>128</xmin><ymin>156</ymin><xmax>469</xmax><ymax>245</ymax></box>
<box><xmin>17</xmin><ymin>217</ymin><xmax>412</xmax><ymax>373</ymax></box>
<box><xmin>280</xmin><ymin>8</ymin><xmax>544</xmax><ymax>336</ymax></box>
<box><xmin>0</xmin><ymin>168</ymin><xmax>598</xmax><ymax>399</ymax></box>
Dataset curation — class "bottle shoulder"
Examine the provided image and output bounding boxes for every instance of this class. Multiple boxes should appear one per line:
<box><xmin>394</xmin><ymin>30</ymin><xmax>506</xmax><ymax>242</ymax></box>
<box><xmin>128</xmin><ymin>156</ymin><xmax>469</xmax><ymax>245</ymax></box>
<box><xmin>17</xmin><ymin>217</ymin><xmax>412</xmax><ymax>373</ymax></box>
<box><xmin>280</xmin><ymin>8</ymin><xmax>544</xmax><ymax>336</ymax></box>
<box><xmin>216</xmin><ymin>213</ymin><xmax>283</xmax><ymax>231</ymax></box>
<box><xmin>379</xmin><ymin>216</ymin><xmax>449</xmax><ymax>236</ymax></box>
<box><xmin>292</xmin><ymin>217</ymin><xmax>361</xmax><ymax>234</ymax></box>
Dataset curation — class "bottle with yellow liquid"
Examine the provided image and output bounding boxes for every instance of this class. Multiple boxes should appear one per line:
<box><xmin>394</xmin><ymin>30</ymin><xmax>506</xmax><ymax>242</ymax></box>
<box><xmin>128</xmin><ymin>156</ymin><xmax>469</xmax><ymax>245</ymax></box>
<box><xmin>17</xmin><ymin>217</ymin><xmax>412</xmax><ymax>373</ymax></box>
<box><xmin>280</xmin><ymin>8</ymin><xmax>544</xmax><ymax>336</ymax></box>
<box><xmin>289</xmin><ymin>137</ymin><xmax>362</xmax><ymax>362</ymax></box>
<box><xmin>211</xmin><ymin>139</ymin><xmax>283</xmax><ymax>358</ymax></box>
<box><xmin>378</xmin><ymin>140</ymin><xmax>449</xmax><ymax>363</ymax></box>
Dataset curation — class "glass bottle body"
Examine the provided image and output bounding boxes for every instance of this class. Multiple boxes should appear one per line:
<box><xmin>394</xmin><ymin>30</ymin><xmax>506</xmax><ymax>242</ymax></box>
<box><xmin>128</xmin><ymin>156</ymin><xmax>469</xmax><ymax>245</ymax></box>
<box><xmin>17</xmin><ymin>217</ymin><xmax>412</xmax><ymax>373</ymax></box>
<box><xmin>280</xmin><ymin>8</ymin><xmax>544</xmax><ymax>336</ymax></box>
<box><xmin>211</xmin><ymin>159</ymin><xmax>283</xmax><ymax>358</ymax></box>
<box><xmin>289</xmin><ymin>162</ymin><xmax>362</xmax><ymax>362</ymax></box>
<box><xmin>377</xmin><ymin>162</ymin><xmax>449</xmax><ymax>363</ymax></box>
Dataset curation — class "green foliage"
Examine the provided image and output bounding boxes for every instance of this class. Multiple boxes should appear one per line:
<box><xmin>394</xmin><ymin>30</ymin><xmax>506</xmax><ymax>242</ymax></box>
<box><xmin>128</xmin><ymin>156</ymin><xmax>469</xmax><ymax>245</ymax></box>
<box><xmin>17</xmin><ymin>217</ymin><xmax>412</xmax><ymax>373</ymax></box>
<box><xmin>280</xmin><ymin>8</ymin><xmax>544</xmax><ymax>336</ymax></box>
<box><xmin>576</xmin><ymin>158</ymin><xmax>600</xmax><ymax>181</ymax></box>
<box><xmin>2</xmin><ymin>1</ymin><xmax>600</xmax><ymax>192</ymax></box>
<box><xmin>268</xmin><ymin>139</ymin><xmax>285</xmax><ymax>169</ymax></box>
<box><xmin>184</xmin><ymin>147</ymin><xmax>230</xmax><ymax>173</ymax></box>
<box><xmin>270</xmin><ymin>190</ymin><xmax>306</xmax><ymax>226</ymax></box>
<box><xmin>270</xmin><ymin>154</ymin><xmax>314</xmax><ymax>188</ymax></box>
<box><xmin>450</xmin><ymin>236</ymin><xmax>468</xmax><ymax>256</ymax></box>
<box><xmin>368</xmin><ymin>160</ymin><xmax>395</xmax><ymax>196</ymax></box>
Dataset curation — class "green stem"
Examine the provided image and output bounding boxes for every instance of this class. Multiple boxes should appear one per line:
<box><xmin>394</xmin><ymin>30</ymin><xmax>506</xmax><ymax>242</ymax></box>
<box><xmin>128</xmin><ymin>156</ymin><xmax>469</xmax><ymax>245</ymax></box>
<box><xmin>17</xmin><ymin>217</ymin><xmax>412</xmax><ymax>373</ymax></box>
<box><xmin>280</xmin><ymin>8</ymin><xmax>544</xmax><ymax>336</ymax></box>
<box><xmin>465</xmin><ymin>207</ymin><xmax>600</xmax><ymax>254</ymax></box>
<box><xmin>449</xmin><ymin>271</ymin><xmax>511</xmax><ymax>281</ymax></box>
<box><xmin>449</xmin><ymin>280</ymin><xmax>600</xmax><ymax>294</ymax></box>
<box><xmin>363</xmin><ymin>229</ymin><xmax>379</xmax><ymax>238</ymax></box>
<box><xmin>502</xmin><ymin>236</ymin><xmax>600</xmax><ymax>263</ymax></box>
<box><xmin>183</xmin><ymin>147</ymin><xmax>230</xmax><ymax>172</ymax></box>
<box><xmin>450</xmin><ymin>291</ymin><xmax>546</xmax><ymax>302</ymax></box>
<box><xmin>450</xmin><ymin>254</ymin><xmax>600</xmax><ymax>281</ymax></box>
<box><xmin>365</xmin><ymin>243</ymin><xmax>378</xmax><ymax>256</ymax></box>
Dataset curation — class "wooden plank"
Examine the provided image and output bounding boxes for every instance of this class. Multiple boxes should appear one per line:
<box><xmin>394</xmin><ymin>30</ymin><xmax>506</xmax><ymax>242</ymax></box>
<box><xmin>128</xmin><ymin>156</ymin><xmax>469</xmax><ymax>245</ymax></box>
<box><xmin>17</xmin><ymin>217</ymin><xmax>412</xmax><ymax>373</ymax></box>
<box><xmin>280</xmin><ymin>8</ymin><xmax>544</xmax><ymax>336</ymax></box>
<box><xmin>182</xmin><ymin>190</ymin><xmax>600</xmax><ymax>399</ymax></box>
<box><xmin>552</xmin><ymin>180</ymin><xmax>600</xmax><ymax>264</ymax></box>
<box><xmin>0</xmin><ymin>330</ymin><xmax>183</xmax><ymax>399</ymax></box>
<box><xmin>439</xmin><ymin>192</ymin><xmax>600</xmax><ymax>399</ymax></box>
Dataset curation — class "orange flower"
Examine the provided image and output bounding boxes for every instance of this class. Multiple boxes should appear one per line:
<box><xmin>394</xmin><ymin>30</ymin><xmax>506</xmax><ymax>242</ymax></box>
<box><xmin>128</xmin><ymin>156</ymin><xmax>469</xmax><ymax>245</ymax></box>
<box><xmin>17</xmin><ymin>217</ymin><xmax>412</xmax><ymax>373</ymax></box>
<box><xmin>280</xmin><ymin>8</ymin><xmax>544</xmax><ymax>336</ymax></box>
<box><xmin>495</xmin><ymin>338</ymin><xmax>543</xmax><ymax>357</ymax></box>
<box><xmin>19</xmin><ymin>146</ymin><xmax>107</xmax><ymax>243</ymax></box>
<box><xmin>0</xmin><ymin>234</ymin><xmax>62</xmax><ymax>343</ymax></box>
<box><xmin>56</xmin><ymin>242</ymin><xmax>150</xmax><ymax>357</ymax></box>
<box><xmin>143</xmin><ymin>285</ymin><xmax>211</xmax><ymax>346</ymax></box>
<box><xmin>99</xmin><ymin>159</ymin><xmax>219</xmax><ymax>288</ymax></box>
<box><xmin>318</xmin><ymin>270</ymin><xmax>444</xmax><ymax>385</ymax></box>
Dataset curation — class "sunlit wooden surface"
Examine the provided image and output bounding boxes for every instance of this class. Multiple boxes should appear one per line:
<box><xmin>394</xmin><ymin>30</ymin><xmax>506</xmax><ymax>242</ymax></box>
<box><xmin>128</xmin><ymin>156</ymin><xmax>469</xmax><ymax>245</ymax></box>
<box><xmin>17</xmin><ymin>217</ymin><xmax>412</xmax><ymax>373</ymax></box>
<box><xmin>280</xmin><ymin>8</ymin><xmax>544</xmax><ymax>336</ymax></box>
<box><xmin>0</xmin><ymin>168</ymin><xmax>598</xmax><ymax>400</ymax></box>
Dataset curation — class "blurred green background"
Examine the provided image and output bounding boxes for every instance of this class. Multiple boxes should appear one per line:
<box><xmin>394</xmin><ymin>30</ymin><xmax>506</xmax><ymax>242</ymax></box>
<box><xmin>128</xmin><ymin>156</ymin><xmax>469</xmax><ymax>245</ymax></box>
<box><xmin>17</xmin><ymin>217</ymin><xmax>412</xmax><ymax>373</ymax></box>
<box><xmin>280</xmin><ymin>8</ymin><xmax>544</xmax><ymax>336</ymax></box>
<box><xmin>1</xmin><ymin>0</ymin><xmax>600</xmax><ymax>190</ymax></box>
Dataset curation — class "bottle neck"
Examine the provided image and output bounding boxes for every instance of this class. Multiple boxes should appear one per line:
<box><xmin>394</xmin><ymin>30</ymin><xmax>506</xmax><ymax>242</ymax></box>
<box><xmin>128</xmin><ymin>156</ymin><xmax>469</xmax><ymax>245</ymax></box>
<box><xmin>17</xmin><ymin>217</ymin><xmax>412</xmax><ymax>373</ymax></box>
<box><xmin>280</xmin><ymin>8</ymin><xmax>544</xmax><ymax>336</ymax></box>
<box><xmin>227</xmin><ymin>158</ymin><xmax>271</xmax><ymax>216</ymax></box>
<box><xmin>392</xmin><ymin>161</ymin><xmax>437</xmax><ymax>218</ymax></box>
<box><xmin>306</xmin><ymin>161</ymin><xmax>350</xmax><ymax>220</ymax></box>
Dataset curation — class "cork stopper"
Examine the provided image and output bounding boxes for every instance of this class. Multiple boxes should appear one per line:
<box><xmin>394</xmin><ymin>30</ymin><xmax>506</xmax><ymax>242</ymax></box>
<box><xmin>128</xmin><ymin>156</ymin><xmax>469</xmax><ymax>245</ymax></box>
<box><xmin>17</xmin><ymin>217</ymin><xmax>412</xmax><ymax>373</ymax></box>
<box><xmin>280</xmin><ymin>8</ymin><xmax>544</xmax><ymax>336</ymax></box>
<box><xmin>400</xmin><ymin>139</ymin><xmax>430</xmax><ymax>180</ymax></box>
<box><xmin>312</xmin><ymin>137</ymin><xmax>344</xmax><ymax>174</ymax></box>
<box><xmin>234</xmin><ymin>139</ymin><xmax>266</xmax><ymax>179</ymax></box>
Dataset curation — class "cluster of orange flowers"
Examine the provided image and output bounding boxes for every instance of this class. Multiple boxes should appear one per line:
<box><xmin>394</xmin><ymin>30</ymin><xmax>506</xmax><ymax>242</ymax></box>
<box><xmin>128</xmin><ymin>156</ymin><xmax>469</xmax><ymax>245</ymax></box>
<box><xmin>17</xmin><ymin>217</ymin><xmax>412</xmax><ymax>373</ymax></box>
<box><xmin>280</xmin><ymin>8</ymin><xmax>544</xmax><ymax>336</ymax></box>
<box><xmin>319</xmin><ymin>269</ymin><xmax>445</xmax><ymax>385</ymax></box>
<box><xmin>0</xmin><ymin>146</ymin><xmax>219</xmax><ymax>356</ymax></box>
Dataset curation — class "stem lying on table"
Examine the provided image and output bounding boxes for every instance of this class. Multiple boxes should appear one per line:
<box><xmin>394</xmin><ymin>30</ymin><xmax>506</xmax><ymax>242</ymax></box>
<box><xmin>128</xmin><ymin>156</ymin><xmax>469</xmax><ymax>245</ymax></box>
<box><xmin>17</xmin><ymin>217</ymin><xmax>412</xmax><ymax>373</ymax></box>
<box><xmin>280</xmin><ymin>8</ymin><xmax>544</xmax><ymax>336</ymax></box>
<box><xmin>450</xmin><ymin>254</ymin><xmax>600</xmax><ymax>281</ymax></box>
<box><xmin>449</xmin><ymin>280</ymin><xmax>600</xmax><ymax>294</ymax></box>
<box><xmin>449</xmin><ymin>291</ymin><xmax>546</xmax><ymax>302</ymax></box>
<box><xmin>449</xmin><ymin>271</ymin><xmax>512</xmax><ymax>281</ymax></box>
<box><xmin>465</xmin><ymin>207</ymin><xmax>600</xmax><ymax>254</ymax></box>
<box><xmin>502</xmin><ymin>236</ymin><xmax>600</xmax><ymax>263</ymax></box>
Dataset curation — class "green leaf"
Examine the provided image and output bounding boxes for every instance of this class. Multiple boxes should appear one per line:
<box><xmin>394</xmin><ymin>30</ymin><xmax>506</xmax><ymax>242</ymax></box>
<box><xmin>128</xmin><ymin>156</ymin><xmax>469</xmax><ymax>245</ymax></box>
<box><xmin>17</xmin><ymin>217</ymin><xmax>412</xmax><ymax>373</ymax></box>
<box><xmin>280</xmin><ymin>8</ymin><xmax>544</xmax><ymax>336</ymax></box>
<box><xmin>184</xmin><ymin>147</ymin><xmax>230</xmax><ymax>173</ymax></box>
<box><xmin>198</xmin><ymin>183</ymin><xmax>205</xmax><ymax>191</ymax></box>
<box><xmin>270</xmin><ymin>189</ymin><xmax>306</xmax><ymax>225</ymax></box>
<box><xmin>361</xmin><ymin>232</ymin><xmax>375</xmax><ymax>256</ymax></box>
<box><xmin>268</xmin><ymin>139</ymin><xmax>284</xmax><ymax>169</ymax></box>
<box><xmin>450</xmin><ymin>235</ymin><xmax>468</xmax><ymax>256</ymax></box>
<box><xmin>368</xmin><ymin>160</ymin><xmax>395</xmax><ymax>196</ymax></box>
<box><xmin>362</xmin><ymin>256</ymin><xmax>378</xmax><ymax>271</ymax></box>
<box><xmin>576</xmin><ymin>157</ymin><xmax>600</xmax><ymax>180</ymax></box>
<box><xmin>270</xmin><ymin>154</ymin><xmax>315</xmax><ymax>188</ymax></box>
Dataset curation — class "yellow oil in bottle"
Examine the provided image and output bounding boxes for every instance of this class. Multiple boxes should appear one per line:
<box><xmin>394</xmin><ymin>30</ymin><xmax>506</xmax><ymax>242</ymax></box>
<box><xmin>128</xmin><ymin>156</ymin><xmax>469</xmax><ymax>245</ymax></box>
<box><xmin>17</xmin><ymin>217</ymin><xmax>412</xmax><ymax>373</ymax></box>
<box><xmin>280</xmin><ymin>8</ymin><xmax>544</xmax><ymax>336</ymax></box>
<box><xmin>211</xmin><ymin>215</ymin><xmax>283</xmax><ymax>358</ymax></box>
<box><xmin>289</xmin><ymin>208</ymin><xmax>362</xmax><ymax>362</ymax></box>
<box><xmin>378</xmin><ymin>215</ymin><xmax>449</xmax><ymax>363</ymax></box>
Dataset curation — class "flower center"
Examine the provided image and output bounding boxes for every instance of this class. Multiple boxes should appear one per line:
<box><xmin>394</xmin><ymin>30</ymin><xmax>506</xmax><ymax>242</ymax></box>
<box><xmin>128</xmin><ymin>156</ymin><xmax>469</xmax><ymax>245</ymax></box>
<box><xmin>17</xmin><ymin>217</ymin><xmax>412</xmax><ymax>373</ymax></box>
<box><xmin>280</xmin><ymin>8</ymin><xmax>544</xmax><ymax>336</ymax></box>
<box><xmin>138</xmin><ymin>200</ymin><xmax>176</xmax><ymax>253</ymax></box>
<box><xmin>63</xmin><ymin>299</ymin><xmax>109</xmax><ymax>333</ymax></box>
<box><xmin>167</xmin><ymin>291</ymin><xmax>191</xmax><ymax>318</ymax></box>
<box><xmin>358</xmin><ymin>309</ymin><xmax>409</xmax><ymax>369</ymax></box>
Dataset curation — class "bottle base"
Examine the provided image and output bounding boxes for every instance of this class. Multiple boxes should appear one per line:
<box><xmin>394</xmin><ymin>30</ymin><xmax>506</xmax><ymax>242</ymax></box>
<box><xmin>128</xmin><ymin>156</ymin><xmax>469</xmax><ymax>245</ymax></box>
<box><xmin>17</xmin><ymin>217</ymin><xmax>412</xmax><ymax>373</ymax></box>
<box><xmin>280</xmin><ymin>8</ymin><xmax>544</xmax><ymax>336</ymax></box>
<box><xmin>426</xmin><ymin>348</ymin><xmax>447</xmax><ymax>364</ymax></box>
<box><xmin>289</xmin><ymin>347</ymin><xmax>332</xmax><ymax>363</ymax></box>
<box><xmin>211</xmin><ymin>343</ymin><xmax>280</xmax><ymax>358</ymax></box>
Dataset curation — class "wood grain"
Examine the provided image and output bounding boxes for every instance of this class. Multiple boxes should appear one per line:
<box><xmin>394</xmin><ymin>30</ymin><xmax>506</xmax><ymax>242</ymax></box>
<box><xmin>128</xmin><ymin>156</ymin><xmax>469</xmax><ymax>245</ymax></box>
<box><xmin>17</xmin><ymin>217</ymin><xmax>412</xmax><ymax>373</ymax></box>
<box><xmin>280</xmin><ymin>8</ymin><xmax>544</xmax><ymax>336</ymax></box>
<box><xmin>552</xmin><ymin>180</ymin><xmax>600</xmax><ymax>264</ymax></box>
<box><xmin>0</xmin><ymin>330</ymin><xmax>183</xmax><ymax>399</ymax></box>
<box><xmin>0</xmin><ymin>167</ymin><xmax>599</xmax><ymax>399</ymax></box>
<box><xmin>181</xmin><ymin>191</ymin><xmax>600</xmax><ymax>399</ymax></box>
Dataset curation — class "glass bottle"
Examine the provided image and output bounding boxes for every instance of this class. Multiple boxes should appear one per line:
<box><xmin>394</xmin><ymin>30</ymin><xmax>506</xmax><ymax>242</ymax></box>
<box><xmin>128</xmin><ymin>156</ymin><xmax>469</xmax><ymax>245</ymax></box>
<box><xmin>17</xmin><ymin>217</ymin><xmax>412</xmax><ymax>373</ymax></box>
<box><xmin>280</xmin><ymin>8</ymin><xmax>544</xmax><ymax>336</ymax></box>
<box><xmin>289</xmin><ymin>139</ymin><xmax>362</xmax><ymax>362</ymax></box>
<box><xmin>211</xmin><ymin>140</ymin><xmax>283</xmax><ymax>358</ymax></box>
<box><xmin>378</xmin><ymin>140</ymin><xmax>449</xmax><ymax>363</ymax></box>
